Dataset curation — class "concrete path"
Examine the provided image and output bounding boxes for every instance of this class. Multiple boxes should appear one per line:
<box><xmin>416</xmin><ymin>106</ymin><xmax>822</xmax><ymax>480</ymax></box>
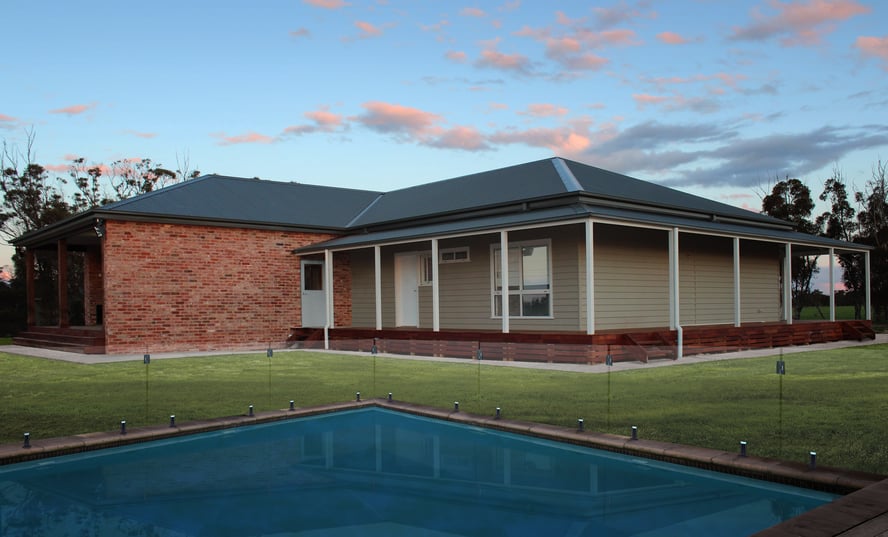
<box><xmin>2</xmin><ymin>333</ymin><xmax>886</xmax><ymax>371</ymax></box>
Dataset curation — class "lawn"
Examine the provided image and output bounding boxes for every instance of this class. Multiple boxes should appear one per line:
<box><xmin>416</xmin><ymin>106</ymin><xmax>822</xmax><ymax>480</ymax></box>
<box><xmin>1</xmin><ymin>345</ymin><xmax>887</xmax><ymax>475</ymax></box>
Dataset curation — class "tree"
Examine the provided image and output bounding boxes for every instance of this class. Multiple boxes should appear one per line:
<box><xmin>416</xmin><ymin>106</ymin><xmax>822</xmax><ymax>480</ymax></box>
<box><xmin>107</xmin><ymin>158</ymin><xmax>178</xmax><ymax>200</ymax></box>
<box><xmin>0</xmin><ymin>129</ymin><xmax>73</xmax><ymax>242</ymax></box>
<box><xmin>761</xmin><ymin>177</ymin><xmax>819</xmax><ymax>319</ymax></box>
<box><xmin>817</xmin><ymin>167</ymin><xmax>865</xmax><ymax>318</ymax></box>
<box><xmin>855</xmin><ymin>160</ymin><xmax>888</xmax><ymax>320</ymax></box>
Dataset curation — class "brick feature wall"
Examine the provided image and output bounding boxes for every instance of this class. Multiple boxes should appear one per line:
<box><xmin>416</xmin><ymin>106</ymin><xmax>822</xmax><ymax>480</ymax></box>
<box><xmin>83</xmin><ymin>247</ymin><xmax>103</xmax><ymax>326</ymax></box>
<box><xmin>102</xmin><ymin>220</ymin><xmax>340</xmax><ymax>354</ymax></box>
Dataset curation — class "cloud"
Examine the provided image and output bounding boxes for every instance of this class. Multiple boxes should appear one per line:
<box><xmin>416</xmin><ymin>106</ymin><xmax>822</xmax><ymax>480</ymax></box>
<box><xmin>591</xmin><ymin>2</ymin><xmax>657</xmax><ymax>29</ymax></box>
<box><xmin>303</xmin><ymin>0</ymin><xmax>349</xmax><ymax>8</ymax></box>
<box><xmin>490</xmin><ymin>125</ymin><xmax>592</xmax><ymax>154</ymax></box>
<box><xmin>657</xmin><ymin>31</ymin><xmax>690</xmax><ymax>45</ymax></box>
<box><xmin>427</xmin><ymin>126</ymin><xmax>491</xmax><ymax>151</ymax></box>
<box><xmin>354</xmin><ymin>21</ymin><xmax>384</xmax><ymax>39</ymax></box>
<box><xmin>123</xmin><ymin>130</ymin><xmax>157</xmax><ymax>139</ymax></box>
<box><xmin>475</xmin><ymin>41</ymin><xmax>533</xmax><ymax>74</ymax></box>
<box><xmin>729</xmin><ymin>0</ymin><xmax>870</xmax><ymax>47</ymax></box>
<box><xmin>460</xmin><ymin>7</ymin><xmax>486</xmax><ymax>18</ymax></box>
<box><xmin>679</xmin><ymin>126</ymin><xmax>888</xmax><ymax>187</ymax></box>
<box><xmin>211</xmin><ymin>131</ymin><xmax>275</xmax><ymax>146</ymax></box>
<box><xmin>289</xmin><ymin>28</ymin><xmax>311</xmax><ymax>39</ymax></box>
<box><xmin>0</xmin><ymin>113</ymin><xmax>18</xmax><ymax>129</ymax></box>
<box><xmin>520</xmin><ymin>103</ymin><xmax>569</xmax><ymax>118</ymax></box>
<box><xmin>282</xmin><ymin>106</ymin><xmax>345</xmax><ymax>136</ymax></box>
<box><xmin>49</xmin><ymin>103</ymin><xmax>97</xmax><ymax>116</ymax></box>
<box><xmin>856</xmin><ymin>35</ymin><xmax>888</xmax><ymax>69</ymax></box>
<box><xmin>353</xmin><ymin>101</ymin><xmax>490</xmax><ymax>151</ymax></box>
<box><xmin>445</xmin><ymin>50</ymin><xmax>467</xmax><ymax>62</ymax></box>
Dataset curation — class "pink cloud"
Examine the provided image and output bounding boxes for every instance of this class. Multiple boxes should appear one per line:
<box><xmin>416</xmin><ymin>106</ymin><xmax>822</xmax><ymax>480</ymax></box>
<box><xmin>355</xmin><ymin>101</ymin><xmax>441</xmax><ymax>136</ymax></box>
<box><xmin>461</xmin><ymin>7</ymin><xmax>486</xmax><ymax>17</ymax></box>
<box><xmin>63</xmin><ymin>153</ymin><xmax>81</xmax><ymax>161</ymax></box>
<box><xmin>354</xmin><ymin>101</ymin><xmax>490</xmax><ymax>151</ymax></box>
<box><xmin>427</xmin><ymin>126</ymin><xmax>490</xmax><ymax>151</ymax></box>
<box><xmin>354</xmin><ymin>21</ymin><xmax>383</xmax><ymax>39</ymax></box>
<box><xmin>633</xmin><ymin>93</ymin><xmax>670</xmax><ymax>108</ymax></box>
<box><xmin>123</xmin><ymin>130</ymin><xmax>157</xmax><ymax>139</ymax></box>
<box><xmin>283</xmin><ymin>106</ymin><xmax>345</xmax><ymax>136</ymax></box>
<box><xmin>446</xmin><ymin>50</ymin><xmax>467</xmax><ymax>62</ymax></box>
<box><xmin>43</xmin><ymin>164</ymin><xmax>69</xmax><ymax>173</ymax></box>
<box><xmin>289</xmin><ymin>28</ymin><xmax>311</xmax><ymax>38</ymax></box>
<box><xmin>657</xmin><ymin>31</ymin><xmax>689</xmax><ymax>44</ymax></box>
<box><xmin>488</xmin><ymin>102</ymin><xmax>509</xmax><ymax>111</ymax></box>
<box><xmin>49</xmin><ymin>103</ymin><xmax>97</xmax><ymax>116</ymax></box>
<box><xmin>475</xmin><ymin>43</ymin><xmax>533</xmax><ymax>74</ymax></box>
<box><xmin>490</xmin><ymin>126</ymin><xmax>592</xmax><ymax>155</ymax></box>
<box><xmin>303</xmin><ymin>0</ymin><xmax>349</xmax><ymax>8</ymax></box>
<box><xmin>730</xmin><ymin>0</ymin><xmax>870</xmax><ymax>46</ymax></box>
<box><xmin>211</xmin><ymin>131</ymin><xmax>275</xmax><ymax>145</ymax></box>
<box><xmin>0</xmin><ymin>113</ymin><xmax>18</xmax><ymax>128</ymax></box>
<box><xmin>521</xmin><ymin>103</ymin><xmax>569</xmax><ymax>118</ymax></box>
<box><xmin>856</xmin><ymin>35</ymin><xmax>888</xmax><ymax>69</ymax></box>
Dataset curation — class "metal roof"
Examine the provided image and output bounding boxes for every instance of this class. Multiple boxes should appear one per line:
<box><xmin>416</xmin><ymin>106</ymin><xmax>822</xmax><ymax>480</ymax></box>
<box><xmin>298</xmin><ymin>202</ymin><xmax>870</xmax><ymax>254</ymax></box>
<box><xmin>14</xmin><ymin>158</ymin><xmax>864</xmax><ymax>254</ymax></box>
<box><xmin>100</xmin><ymin>174</ymin><xmax>382</xmax><ymax>229</ymax></box>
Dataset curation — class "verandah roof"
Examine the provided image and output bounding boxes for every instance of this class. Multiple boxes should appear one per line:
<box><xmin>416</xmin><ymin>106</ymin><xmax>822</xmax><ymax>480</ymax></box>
<box><xmin>296</xmin><ymin>202</ymin><xmax>871</xmax><ymax>254</ymax></box>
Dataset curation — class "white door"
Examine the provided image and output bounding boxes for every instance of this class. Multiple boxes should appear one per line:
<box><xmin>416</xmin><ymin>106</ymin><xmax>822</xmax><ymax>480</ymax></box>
<box><xmin>301</xmin><ymin>260</ymin><xmax>327</xmax><ymax>327</ymax></box>
<box><xmin>395</xmin><ymin>254</ymin><xmax>419</xmax><ymax>327</ymax></box>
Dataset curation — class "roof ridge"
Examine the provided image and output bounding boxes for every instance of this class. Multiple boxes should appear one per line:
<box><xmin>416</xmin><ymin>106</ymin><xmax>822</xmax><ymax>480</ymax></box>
<box><xmin>551</xmin><ymin>157</ymin><xmax>583</xmax><ymax>192</ymax></box>
<box><xmin>346</xmin><ymin>193</ymin><xmax>385</xmax><ymax>228</ymax></box>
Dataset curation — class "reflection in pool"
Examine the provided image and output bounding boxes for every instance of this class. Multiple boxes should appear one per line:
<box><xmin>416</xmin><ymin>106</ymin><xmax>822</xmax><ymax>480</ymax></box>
<box><xmin>0</xmin><ymin>408</ymin><xmax>834</xmax><ymax>536</ymax></box>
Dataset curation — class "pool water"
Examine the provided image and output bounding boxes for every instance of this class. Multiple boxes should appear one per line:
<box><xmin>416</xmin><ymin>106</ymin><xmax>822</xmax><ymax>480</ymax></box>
<box><xmin>0</xmin><ymin>408</ymin><xmax>834</xmax><ymax>536</ymax></box>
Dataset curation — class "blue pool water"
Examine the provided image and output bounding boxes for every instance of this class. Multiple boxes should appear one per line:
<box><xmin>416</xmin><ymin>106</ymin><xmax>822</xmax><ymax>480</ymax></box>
<box><xmin>0</xmin><ymin>408</ymin><xmax>834</xmax><ymax>536</ymax></box>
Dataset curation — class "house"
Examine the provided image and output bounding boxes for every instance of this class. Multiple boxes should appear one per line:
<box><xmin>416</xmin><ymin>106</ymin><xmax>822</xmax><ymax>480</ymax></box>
<box><xmin>11</xmin><ymin>157</ymin><xmax>874</xmax><ymax>361</ymax></box>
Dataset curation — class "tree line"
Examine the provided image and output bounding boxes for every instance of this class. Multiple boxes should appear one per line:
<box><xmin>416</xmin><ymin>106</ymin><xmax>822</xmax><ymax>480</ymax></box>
<box><xmin>0</xmin><ymin>130</ymin><xmax>197</xmax><ymax>334</ymax></box>
<box><xmin>761</xmin><ymin>160</ymin><xmax>888</xmax><ymax>321</ymax></box>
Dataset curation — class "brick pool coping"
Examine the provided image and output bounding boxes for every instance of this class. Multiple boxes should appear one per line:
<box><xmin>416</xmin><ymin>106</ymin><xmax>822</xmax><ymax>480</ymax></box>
<box><xmin>1</xmin><ymin>399</ymin><xmax>886</xmax><ymax>536</ymax></box>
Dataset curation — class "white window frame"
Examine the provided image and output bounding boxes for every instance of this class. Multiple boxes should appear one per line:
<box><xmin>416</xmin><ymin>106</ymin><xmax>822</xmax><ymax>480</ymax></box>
<box><xmin>419</xmin><ymin>253</ymin><xmax>434</xmax><ymax>286</ymax></box>
<box><xmin>439</xmin><ymin>246</ymin><xmax>470</xmax><ymax>264</ymax></box>
<box><xmin>490</xmin><ymin>239</ymin><xmax>553</xmax><ymax>319</ymax></box>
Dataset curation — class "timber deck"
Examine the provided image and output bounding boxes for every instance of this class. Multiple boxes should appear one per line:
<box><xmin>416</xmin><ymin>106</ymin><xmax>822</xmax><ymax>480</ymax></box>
<box><xmin>288</xmin><ymin>320</ymin><xmax>876</xmax><ymax>364</ymax></box>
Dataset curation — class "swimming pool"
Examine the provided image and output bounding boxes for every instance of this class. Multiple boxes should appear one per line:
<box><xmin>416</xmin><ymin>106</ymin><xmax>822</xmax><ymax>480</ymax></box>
<box><xmin>0</xmin><ymin>407</ymin><xmax>834</xmax><ymax>536</ymax></box>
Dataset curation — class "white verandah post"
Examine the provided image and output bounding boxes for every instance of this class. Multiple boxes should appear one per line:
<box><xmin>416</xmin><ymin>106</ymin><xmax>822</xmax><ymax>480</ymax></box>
<box><xmin>669</xmin><ymin>228</ymin><xmax>682</xmax><ymax>358</ymax></box>
<box><xmin>324</xmin><ymin>248</ymin><xmax>333</xmax><ymax>349</ymax></box>
<box><xmin>431</xmin><ymin>238</ymin><xmax>440</xmax><ymax>332</ymax></box>
<box><xmin>733</xmin><ymin>237</ymin><xmax>741</xmax><ymax>327</ymax></box>
<box><xmin>374</xmin><ymin>245</ymin><xmax>382</xmax><ymax>331</ymax></box>
<box><xmin>865</xmin><ymin>250</ymin><xmax>872</xmax><ymax>321</ymax></box>
<box><xmin>784</xmin><ymin>243</ymin><xmax>793</xmax><ymax>325</ymax></box>
<box><xmin>500</xmin><ymin>230</ymin><xmax>510</xmax><ymax>334</ymax></box>
<box><xmin>829</xmin><ymin>248</ymin><xmax>836</xmax><ymax>322</ymax></box>
<box><xmin>585</xmin><ymin>219</ymin><xmax>595</xmax><ymax>335</ymax></box>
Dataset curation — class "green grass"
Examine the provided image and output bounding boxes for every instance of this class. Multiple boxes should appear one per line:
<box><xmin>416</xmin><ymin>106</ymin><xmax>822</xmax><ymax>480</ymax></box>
<box><xmin>0</xmin><ymin>337</ymin><xmax>12</xmax><ymax>345</ymax></box>
<box><xmin>1</xmin><ymin>346</ymin><xmax>887</xmax><ymax>474</ymax></box>
<box><xmin>798</xmin><ymin>305</ymin><xmax>860</xmax><ymax>320</ymax></box>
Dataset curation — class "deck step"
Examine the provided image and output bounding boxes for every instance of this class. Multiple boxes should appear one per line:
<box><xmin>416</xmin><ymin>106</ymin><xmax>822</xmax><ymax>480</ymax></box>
<box><xmin>12</xmin><ymin>326</ymin><xmax>106</xmax><ymax>354</ymax></box>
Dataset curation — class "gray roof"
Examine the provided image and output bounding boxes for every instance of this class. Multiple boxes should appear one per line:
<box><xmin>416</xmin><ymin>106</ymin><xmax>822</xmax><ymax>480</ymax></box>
<box><xmin>299</xmin><ymin>202</ymin><xmax>868</xmax><ymax>254</ymax></box>
<box><xmin>15</xmin><ymin>157</ymin><xmax>865</xmax><ymax>252</ymax></box>
<box><xmin>350</xmin><ymin>157</ymin><xmax>786</xmax><ymax>228</ymax></box>
<box><xmin>100</xmin><ymin>174</ymin><xmax>382</xmax><ymax>229</ymax></box>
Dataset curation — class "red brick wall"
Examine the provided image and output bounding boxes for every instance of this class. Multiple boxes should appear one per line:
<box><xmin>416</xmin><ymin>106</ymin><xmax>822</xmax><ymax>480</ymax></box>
<box><xmin>102</xmin><ymin>220</ymin><xmax>343</xmax><ymax>353</ymax></box>
<box><xmin>83</xmin><ymin>248</ymin><xmax>103</xmax><ymax>326</ymax></box>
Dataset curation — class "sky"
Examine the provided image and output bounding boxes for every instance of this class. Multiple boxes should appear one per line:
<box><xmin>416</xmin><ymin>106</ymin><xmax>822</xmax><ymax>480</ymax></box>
<box><xmin>2</xmin><ymin>0</ymin><xmax>887</xmax><ymax>275</ymax></box>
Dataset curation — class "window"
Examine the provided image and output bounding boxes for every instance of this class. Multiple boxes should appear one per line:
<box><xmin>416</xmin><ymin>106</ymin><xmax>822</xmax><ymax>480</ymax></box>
<box><xmin>492</xmin><ymin>240</ymin><xmax>551</xmax><ymax>317</ymax></box>
<box><xmin>420</xmin><ymin>254</ymin><xmax>433</xmax><ymax>286</ymax></box>
<box><xmin>440</xmin><ymin>247</ymin><xmax>470</xmax><ymax>264</ymax></box>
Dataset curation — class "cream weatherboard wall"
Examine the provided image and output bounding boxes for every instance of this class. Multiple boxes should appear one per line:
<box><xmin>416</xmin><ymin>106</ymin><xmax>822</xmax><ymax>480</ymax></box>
<box><xmin>591</xmin><ymin>224</ymin><xmax>671</xmax><ymax>330</ymax></box>
<box><xmin>346</xmin><ymin>223</ymin><xmax>783</xmax><ymax>332</ymax></box>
